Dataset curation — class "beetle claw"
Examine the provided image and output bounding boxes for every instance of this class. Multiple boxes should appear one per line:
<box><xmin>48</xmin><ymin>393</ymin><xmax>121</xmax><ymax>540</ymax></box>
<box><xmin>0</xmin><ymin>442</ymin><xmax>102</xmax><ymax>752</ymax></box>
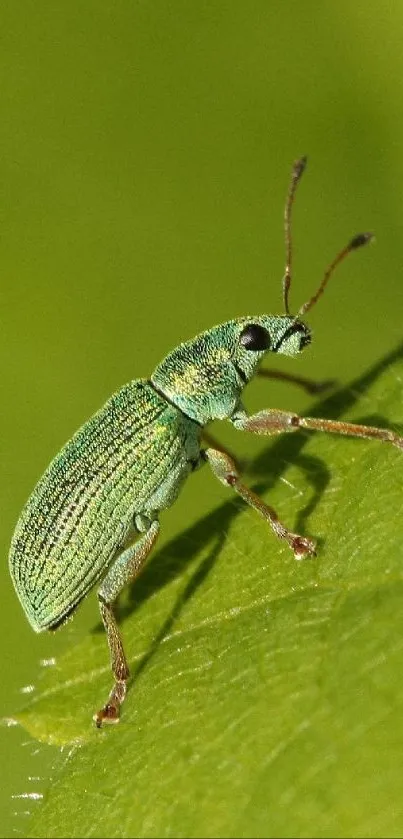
<box><xmin>292</xmin><ymin>535</ymin><xmax>316</xmax><ymax>560</ymax></box>
<box><xmin>93</xmin><ymin>702</ymin><xmax>121</xmax><ymax>727</ymax></box>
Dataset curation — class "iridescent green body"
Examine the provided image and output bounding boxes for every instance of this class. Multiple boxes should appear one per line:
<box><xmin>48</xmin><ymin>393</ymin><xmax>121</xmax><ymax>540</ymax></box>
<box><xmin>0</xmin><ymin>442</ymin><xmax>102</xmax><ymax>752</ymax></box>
<box><xmin>9</xmin><ymin>314</ymin><xmax>303</xmax><ymax>630</ymax></box>
<box><xmin>11</xmin><ymin>158</ymin><xmax>403</xmax><ymax>727</ymax></box>
<box><xmin>9</xmin><ymin>380</ymin><xmax>201</xmax><ymax>632</ymax></box>
<box><xmin>10</xmin><ymin>313</ymin><xmax>309</xmax><ymax>725</ymax></box>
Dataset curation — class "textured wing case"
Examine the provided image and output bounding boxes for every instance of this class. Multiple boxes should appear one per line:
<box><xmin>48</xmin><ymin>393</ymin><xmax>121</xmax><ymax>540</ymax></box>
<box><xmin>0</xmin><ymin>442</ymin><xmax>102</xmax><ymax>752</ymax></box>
<box><xmin>9</xmin><ymin>380</ymin><xmax>199</xmax><ymax>631</ymax></box>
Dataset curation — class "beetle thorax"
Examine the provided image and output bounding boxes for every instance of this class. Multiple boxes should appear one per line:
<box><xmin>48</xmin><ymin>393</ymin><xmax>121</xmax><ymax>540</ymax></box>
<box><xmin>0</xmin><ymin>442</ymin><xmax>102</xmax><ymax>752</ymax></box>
<box><xmin>151</xmin><ymin>326</ymin><xmax>245</xmax><ymax>425</ymax></box>
<box><xmin>151</xmin><ymin>316</ymin><xmax>310</xmax><ymax>426</ymax></box>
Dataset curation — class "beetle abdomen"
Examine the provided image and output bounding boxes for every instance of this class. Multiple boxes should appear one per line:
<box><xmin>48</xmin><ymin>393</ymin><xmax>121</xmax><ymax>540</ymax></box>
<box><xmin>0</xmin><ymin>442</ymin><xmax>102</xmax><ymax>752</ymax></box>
<box><xmin>9</xmin><ymin>379</ymin><xmax>200</xmax><ymax>631</ymax></box>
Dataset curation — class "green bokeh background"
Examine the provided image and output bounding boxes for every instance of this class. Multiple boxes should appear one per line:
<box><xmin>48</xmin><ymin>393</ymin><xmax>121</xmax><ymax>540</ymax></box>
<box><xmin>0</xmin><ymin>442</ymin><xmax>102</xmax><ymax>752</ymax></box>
<box><xmin>2</xmin><ymin>2</ymin><xmax>403</xmax><ymax>835</ymax></box>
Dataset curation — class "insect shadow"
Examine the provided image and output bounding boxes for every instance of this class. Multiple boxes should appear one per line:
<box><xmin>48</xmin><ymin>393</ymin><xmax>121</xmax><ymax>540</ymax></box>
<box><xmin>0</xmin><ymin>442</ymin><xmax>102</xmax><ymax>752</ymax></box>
<box><xmin>92</xmin><ymin>339</ymin><xmax>403</xmax><ymax>683</ymax></box>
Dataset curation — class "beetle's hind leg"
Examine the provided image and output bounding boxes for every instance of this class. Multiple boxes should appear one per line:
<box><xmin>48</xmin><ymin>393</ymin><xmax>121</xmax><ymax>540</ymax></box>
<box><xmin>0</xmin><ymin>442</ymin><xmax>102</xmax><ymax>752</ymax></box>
<box><xmin>94</xmin><ymin>518</ymin><xmax>160</xmax><ymax>727</ymax></box>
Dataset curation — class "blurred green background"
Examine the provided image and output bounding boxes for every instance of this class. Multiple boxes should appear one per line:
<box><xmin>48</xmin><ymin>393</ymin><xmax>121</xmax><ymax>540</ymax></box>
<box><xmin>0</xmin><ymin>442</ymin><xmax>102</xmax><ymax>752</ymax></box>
<box><xmin>2</xmin><ymin>1</ymin><xmax>403</xmax><ymax>835</ymax></box>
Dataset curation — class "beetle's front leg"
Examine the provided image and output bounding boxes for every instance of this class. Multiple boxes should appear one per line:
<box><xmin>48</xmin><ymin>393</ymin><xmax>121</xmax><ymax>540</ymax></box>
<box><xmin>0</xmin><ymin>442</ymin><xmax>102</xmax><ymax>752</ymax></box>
<box><xmin>257</xmin><ymin>368</ymin><xmax>336</xmax><ymax>395</ymax></box>
<box><xmin>204</xmin><ymin>447</ymin><xmax>316</xmax><ymax>559</ymax></box>
<box><xmin>94</xmin><ymin>518</ymin><xmax>160</xmax><ymax>727</ymax></box>
<box><xmin>231</xmin><ymin>407</ymin><xmax>403</xmax><ymax>449</ymax></box>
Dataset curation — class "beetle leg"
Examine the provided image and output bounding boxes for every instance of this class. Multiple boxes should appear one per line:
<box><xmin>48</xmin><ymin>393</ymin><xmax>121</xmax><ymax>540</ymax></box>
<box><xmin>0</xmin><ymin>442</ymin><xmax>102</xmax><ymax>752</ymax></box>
<box><xmin>94</xmin><ymin>518</ymin><xmax>160</xmax><ymax>727</ymax></box>
<box><xmin>231</xmin><ymin>407</ymin><xmax>403</xmax><ymax>449</ymax></box>
<box><xmin>203</xmin><ymin>447</ymin><xmax>316</xmax><ymax>560</ymax></box>
<box><xmin>200</xmin><ymin>430</ymin><xmax>241</xmax><ymax>469</ymax></box>
<box><xmin>257</xmin><ymin>368</ymin><xmax>336</xmax><ymax>395</ymax></box>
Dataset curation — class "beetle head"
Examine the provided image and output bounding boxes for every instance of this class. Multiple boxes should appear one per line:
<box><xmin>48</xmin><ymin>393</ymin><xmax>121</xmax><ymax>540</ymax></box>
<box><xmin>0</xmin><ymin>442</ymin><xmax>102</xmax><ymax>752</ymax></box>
<box><xmin>152</xmin><ymin>157</ymin><xmax>372</xmax><ymax>427</ymax></box>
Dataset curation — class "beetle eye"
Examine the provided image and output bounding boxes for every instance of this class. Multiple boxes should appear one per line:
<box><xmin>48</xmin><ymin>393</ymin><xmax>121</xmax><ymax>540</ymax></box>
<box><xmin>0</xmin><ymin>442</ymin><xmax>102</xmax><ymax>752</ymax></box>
<box><xmin>239</xmin><ymin>323</ymin><xmax>271</xmax><ymax>351</ymax></box>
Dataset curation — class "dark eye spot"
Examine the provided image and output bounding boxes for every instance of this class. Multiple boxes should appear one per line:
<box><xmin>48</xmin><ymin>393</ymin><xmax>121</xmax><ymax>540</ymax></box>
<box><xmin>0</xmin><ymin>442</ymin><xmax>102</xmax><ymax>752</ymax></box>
<box><xmin>239</xmin><ymin>323</ymin><xmax>271</xmax><ymax>351</ymax></box>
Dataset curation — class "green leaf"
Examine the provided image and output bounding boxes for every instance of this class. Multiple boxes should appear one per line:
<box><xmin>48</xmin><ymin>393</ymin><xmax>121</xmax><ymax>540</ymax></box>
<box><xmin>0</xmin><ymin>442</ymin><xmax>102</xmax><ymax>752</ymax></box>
<box><xmin>16</xmin><ymin>343</ymin><xmax>403</xmax><ymax>838</ymax></box>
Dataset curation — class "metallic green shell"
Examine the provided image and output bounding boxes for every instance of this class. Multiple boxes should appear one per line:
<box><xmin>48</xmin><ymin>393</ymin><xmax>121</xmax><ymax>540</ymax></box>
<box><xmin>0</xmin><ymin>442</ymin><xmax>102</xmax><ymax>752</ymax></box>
<box><xmin>9</xmin><ymin>379</ymin><xmax>201</xmax><ymax>632</ymax></box>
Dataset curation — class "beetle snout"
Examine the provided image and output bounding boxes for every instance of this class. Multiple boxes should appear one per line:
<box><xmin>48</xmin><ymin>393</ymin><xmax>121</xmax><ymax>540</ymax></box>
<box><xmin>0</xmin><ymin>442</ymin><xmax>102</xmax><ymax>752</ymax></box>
<box><xmin>298</xmin><ymin>327</ymin><xmax>311</xmax><ymax>350</ymax></box>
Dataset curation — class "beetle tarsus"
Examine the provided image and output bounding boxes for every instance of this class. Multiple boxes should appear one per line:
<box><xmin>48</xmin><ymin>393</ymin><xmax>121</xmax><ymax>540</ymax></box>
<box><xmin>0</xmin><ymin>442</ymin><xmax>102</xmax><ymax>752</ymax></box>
<box><xmin>94</xmin><ymin>702</ymin><xmax>121</xmax><ymax>727</ymax></box>
<box><xmin>291</xmin><ymin>534</ymin><xmax>316</xmax><ymax>560</ymax></box>
<box><xmin>94</xmin><ymin>678</ymin><xmax>127</xmax><ymax>727</ymax></box>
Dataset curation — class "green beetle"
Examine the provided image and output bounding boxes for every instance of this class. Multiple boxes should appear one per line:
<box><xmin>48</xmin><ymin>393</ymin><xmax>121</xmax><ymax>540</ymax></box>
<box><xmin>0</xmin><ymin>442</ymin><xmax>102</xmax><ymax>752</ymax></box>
<box><xmin>9</xmin><ymin>158</ymin><xmax>403</xmax><ymax>726</ymax></box>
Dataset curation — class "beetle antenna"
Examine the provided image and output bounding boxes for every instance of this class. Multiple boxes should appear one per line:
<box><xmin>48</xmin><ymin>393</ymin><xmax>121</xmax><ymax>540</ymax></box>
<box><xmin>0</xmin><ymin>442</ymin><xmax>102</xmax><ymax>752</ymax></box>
<box><xmin>296</xmin><ymin>232</ymin><xmax>374</xmax><ymax>318</ymax></box>
<box><xmin>283</xmin><ymin>155</ymin><xmax>307</xmax><ymax>316</ymax></box>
